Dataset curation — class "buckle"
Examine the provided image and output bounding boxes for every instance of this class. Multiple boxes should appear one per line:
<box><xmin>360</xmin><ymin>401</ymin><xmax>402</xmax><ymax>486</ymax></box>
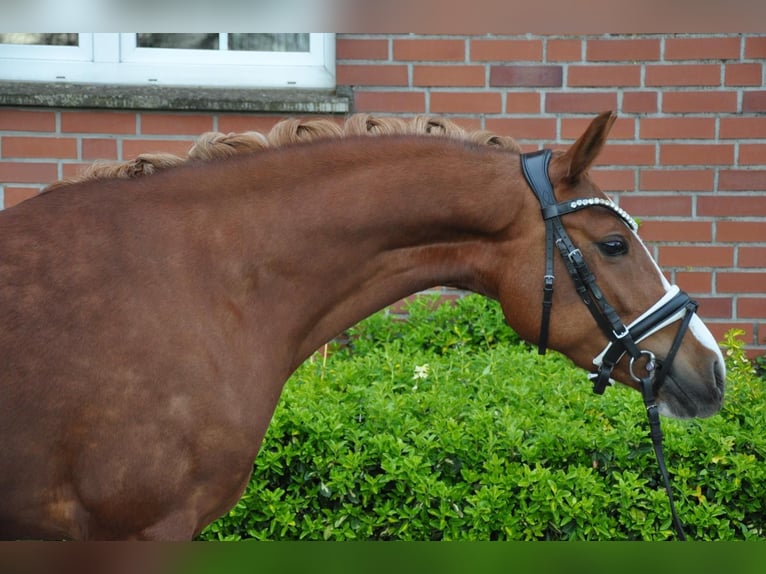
<box><xmin>612</xmin><ymin>325</ymin><xmax>630</xmax><ymax>340</ymax></box>
<box><xmin>567</xmin><ymin>248</ymin><xmax>583</xmax><ymax>265</ymax></box>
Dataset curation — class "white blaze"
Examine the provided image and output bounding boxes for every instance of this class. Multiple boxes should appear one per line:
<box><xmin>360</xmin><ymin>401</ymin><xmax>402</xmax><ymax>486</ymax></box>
<box><xmin>590</xmin><ymin>228</ymin><xmax>726</xmax><ymax>378</ymax></box>
<box><xmin>632</xmin><ymin>229</ymin><xmax>726</xmax><ymax>371</ymax></box>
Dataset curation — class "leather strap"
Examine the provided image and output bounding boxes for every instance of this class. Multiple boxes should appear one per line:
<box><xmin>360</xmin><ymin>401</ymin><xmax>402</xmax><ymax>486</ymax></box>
<box><xmin>640</xmin><ymin>376</ymin><xmax>688</xmax><ymax>540</ymax></box>
<box><xmin>519</xmin><ymin>148</ymin><xmax>696</xmax><ymax>541</ymax></box>
<box><xmin>520</xmin><ymin>149</ymin><xmax>643</xmax><ymax>362</ymax></box>
<box><xmin>520</xmin><ymin>150</ymin><xmax>556</xmax><ymax>355</ymax></box>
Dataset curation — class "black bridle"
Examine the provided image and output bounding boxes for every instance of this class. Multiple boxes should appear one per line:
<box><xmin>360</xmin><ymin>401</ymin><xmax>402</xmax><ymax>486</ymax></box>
<box><xmin>520</xmin><ymin>149</ymin><xmax>698</xmax><ymax>541</ymax></box>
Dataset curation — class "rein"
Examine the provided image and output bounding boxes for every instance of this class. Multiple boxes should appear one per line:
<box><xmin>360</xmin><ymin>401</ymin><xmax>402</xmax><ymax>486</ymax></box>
<box><xmin>520</xmin><ymin>149</ymin><xmax>696</xmax><ymax>541</ymax></box>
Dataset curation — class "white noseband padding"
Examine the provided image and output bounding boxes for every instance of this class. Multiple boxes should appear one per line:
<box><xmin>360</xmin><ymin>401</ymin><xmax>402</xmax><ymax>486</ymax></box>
<box><xmin>592</xmin><ymin>285</ymin><xmax>689</xmax><ymax>370</ymax></box>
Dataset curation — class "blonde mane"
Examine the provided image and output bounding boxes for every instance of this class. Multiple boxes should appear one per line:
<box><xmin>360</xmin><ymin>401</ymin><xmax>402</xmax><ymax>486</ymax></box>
<box><xmin>46</xmin><ymin>114</ymin><xmax>521</xmax><ymax>191</ymax></box>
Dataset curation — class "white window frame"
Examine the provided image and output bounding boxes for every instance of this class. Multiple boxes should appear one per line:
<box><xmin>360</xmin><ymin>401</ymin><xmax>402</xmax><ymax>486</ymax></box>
<box><xmin>0</xmin><ymin>33</ymin><xmax>335</xmax><ymax>88</ymax></box>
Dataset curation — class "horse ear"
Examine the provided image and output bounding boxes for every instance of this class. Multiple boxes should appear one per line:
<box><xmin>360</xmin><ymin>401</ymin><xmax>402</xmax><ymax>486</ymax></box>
<box><xmin>552</xmin><ymin>111</ymin><xmax>616</xmax><ymax>184</ymax></box>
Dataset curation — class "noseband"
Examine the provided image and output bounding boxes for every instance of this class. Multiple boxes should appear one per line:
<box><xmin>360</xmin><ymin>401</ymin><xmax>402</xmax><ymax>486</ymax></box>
<box><xmin>520</xmin><ymin>149</ymin><xmax>698</xmax><ymax>540</ymax></box>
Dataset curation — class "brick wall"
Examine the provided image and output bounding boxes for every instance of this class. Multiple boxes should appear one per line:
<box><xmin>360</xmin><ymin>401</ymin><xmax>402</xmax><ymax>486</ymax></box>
<box><xmin>338</xmin><ymin>33</ymin><xmax>766</xmax><ymax>355</ymax></box>
<box><xmin>0</xmin><ymin>33</ymin><xmax>764</xmax><ymax>354</ymax></box>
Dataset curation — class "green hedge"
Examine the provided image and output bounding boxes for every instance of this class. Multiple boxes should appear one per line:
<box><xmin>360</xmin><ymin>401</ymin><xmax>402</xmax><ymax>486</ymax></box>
<box><xmin>199</xmin><ymin>296</ymin><xmax>766</xmax><ymax>541</ymax></box>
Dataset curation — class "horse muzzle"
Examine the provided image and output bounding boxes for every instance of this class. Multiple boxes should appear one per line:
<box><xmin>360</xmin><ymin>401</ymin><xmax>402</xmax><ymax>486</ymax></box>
<box><xmin>655</xmin><ymin>355</ymin><xmax>726</xmax><ymax>419</ymax></box>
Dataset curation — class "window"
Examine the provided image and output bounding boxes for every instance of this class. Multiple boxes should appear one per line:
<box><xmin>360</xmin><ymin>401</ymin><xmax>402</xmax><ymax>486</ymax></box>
<box><xmin>0</xmin><ymin>33</ymin><xmax>335</xmax><ymax>88</ymax></box>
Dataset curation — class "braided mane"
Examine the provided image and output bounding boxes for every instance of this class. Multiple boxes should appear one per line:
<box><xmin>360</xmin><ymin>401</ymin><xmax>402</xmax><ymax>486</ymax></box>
<box><xmin>45</xmin><ymin>114</ymin><xmax>521</xmax><ymax>191</ymax></box>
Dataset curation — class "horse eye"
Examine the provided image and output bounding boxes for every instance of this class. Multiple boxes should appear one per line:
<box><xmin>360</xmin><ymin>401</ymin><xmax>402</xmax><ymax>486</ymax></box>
<box><xmin>598</xmin><ymin>237</ymin><xmax>628</xmax><ymax>257</ymax></box>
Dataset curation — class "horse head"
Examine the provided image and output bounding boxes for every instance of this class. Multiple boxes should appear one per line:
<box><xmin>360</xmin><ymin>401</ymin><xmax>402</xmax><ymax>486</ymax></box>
<box><xmin>498</xmin><ymin>111</ymin><xmax>725</xmax><ymax>419</ymax></box>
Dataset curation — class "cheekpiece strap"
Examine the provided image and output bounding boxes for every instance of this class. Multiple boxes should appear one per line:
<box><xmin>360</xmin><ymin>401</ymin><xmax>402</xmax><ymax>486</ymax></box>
<box><xmin>520</xmin><ymin>148</ymin><xmax>643</xmax><ymax>385</ymax></box>
<box><xmin>520</xmin><ymin>150</ymin><xmax>556</xmax><ymax>355</ymax></box>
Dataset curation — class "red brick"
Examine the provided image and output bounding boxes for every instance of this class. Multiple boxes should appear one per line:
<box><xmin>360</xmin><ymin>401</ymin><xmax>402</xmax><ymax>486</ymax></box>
<box><xmin>639</xmin><ymin>220</ymin><xmax>712</xmax><ymax>242</ymax></box>
<box><xmin>2</xmin><ymin>136</ymin><xmax>77</xmax><ymax>159</ymax></box>
<box><xmin>694</xmin><ymin>299</ymin><xmax>733</xmax><ymax>319</ymax></box>
<box><xmin>720</xmin><ymin>117</ymin><xmax>766</xmax><ymax>139</ymax></box>
<box><xmin>717</xmin><ymin>221</ymin><xmax>766</xmax><ymax>242</ymax></box>
<box><xmin>740</xmin><ymin>247</ymin><xmax>766</xmax><ymax>268</ymax></box>
<box><xmin>61</xmin><ymin>111</ymin><xmax>136</xmax><ymax>134</ymax></box>
<box><xmin>725</xmin><ymin>63</ymin><xmax>763</xmax><ymax>86</ymax></box>
<box><xmin>645</xmin><ymin>64</ymin><xmax>721</xmax><ymax>87</ymax></box>
<box><xmin>447</xmin><ymin>117</ymin><xmax>482</xmax><ymax>131</ymax></box>
<box><xmin>547</xmin><ymin>39</ymin><xmax>582</xmax><ymax>62</ymax></box>
<box><xmin>745</xmin><ymin>36</ymin><xmax>766</xmax><ymax>58</ymax></box>
<box><xmin>743</xmin><ymin>91</ymin><xmax>766</xmax><ymax>113</ymax></box>
<box><xmin>336</xmin><ymin>38</ymin><xmax>389</xmax><ymax>60</ymax></box>
<box><xmin>0</xmin><ymin>162</ymin><xmax>58</xmax><ymax>184</ymax></box>
<box><xmin>698</xmin><ymin>195</ymin><xmax>766</xmax><ymax>216</ymax></box>
<box><xmin>393</xmin><ymin>39</ymin><xmax>465</xmax><ymax>61</ymax></box>
<box><xmin>640</xmin><ymin>169</ymin><xmax>714</xmax><ymax>192</ymax></box>
<box><xmin>82</xmin><ymin>138</ymin><xmax>118</xmax><ymax>160</ymax></box>
<box><xmin>587</xmin><ymin>38</ymin><xmax>660</xmax><ymax>61</ymax></box>
<box><xmin>706</xmin><ymin>321</ymin><xmax>753</xmax><ymax>343</ymax></box>
<box><xmin>484</xmin><ymin>118</ymin><xmax>556</xmax><ymax>140</ymax></box>
<box><xmin>619</xmin><ymin>194</ymin><xmax>692</xmax><ymax>216</ymax></box>
<box><xmin>354</xmin><ymin>91</ymin><xmax>426</xmax><ymax>113</ymax></box>
<box><xmin>717</xmin><ymin>272</ymin><xmax>766</xmax><ymax>293</ymax></box>
<box><xmin>675</xmin><ymin>271</ymin><xmax>713</xmax><ymax>294</ymax></box>
<box><xmin>413</xmin><ymin>65</ymin><xmax>485</xmax><ymax>87</ymax></box>
<box><xmin>470</xmin><ymin>39</ymin><xmax>542</xmax><ymax>61</ymax></box>
<box><xmin>662</xmin><ymin>92</ymin><xmax>738</xmax><ymax>113</ymax></box>
<box><xmin>738</xmin><ymin>298</ymin><xmax>766</xmax><ymax>318</ymax></box>
<box><xmin>546</xmin><ymin>92</ymin><xmax>618</xmax><ymax>114</ymax></box>
<box><xmin>754</xmin><ymin>335</ymin><xmax>766</xmax><ymax>354</ymax></box>
<box><xmin>430</xmin><ymin>92</ymin><xmax>502</xmax><ymax>114</ymax></box>
<box><xmin>665</xmin><ymin>37</ymin><xmax>741</xmax><ymax>60</ymax></box>
<box><xmin>2</xmin><ymin>186</ymin><xmax>40</xmax><ymax>208</ymax></box>
<box><xmin>622</xmin><ymin>92</ymin><xmax>658</xmax><ymax>114</ymax></box>
<box><xmin>590</xmin><ymin>168</ymin><xmax>636</xmax><ymax>192</ymax></box>
<box><xmin>595</xmin><ymin>144</ymin><xmax>655</xmax><ymax>166</ymax></box>
<box><xmin>140</xmin><ymin>114</ymin><xmax>213</xmax><ymax>136</ymax></box>
<box><xmin>660</xmin><ymin>144</ymin><xmax>734</xmax><ymax>166</ymax></box>
<box><xmin>505</xmin><ymin>92</ymin><xmax>541</xmax><ymax>114</ymax></box>
<box><xmin>659</xmin><ymin>245</ymin><xmax>733</xmax><ymax>268</ymax></box>
<box><xmin>0</xmin><ymin>109</ymin><xmax>56</xmax><ymax>132</ymax></box>
<box><xmin>337</xmin><ymin>64</ymin><xmax>409</xmax><ymax>86</ymax></box>
<box><xmin>640</xmin><ymin>118</ymin><xmax>715</xmax><ymax>140</ymax></box>
<box><xmin>490</xmin><ymin>65</ymin><xmax>562</xmax><ymax>87</ymax></box>
<box><xmin>567</xmin><ymin>65</ymin><xmax>641</xmax><ymax>87</ymax></box>
<box><xmin>217</xmin><ymin>115</ymin><xmax>282</xmax><ymax>134</ymax></box>
<box><xmin>562</xmin><ymin>117</ymin><xmax>635</xmax><ymax>140</ymax></box>
<box><xmin>718</xmin><ymin>170</ymin><xmax>766</xmax><ymax>191</ymax></box>
<box><xmin>122</xmin><ymin>139</ymin><xmax>194</xmax><ymax>158</ymax></box>
<box><xmin>61</xmin><ymin>163</ymin><xmax>96</xmax><ymax>179</ymax></box>
<box><xmin>740</xmin><ymin>144</ymin><xmax>766</xmax><ymax>166</ymax></box>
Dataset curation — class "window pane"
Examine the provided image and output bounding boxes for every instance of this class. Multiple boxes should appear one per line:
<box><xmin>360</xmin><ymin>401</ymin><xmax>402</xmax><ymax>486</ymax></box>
<box><xmin>229</xmin><ymin>34</ymin><xmax>309</xmax><ymax>52</ymax></box>
<box><xmin>137</xmin><ymin>34</ymin><xmax>219</xmax><ymax>50</ymax></box>
<box><xmin>0</xmin><ymin>33</ymin><xmax>78</xmax><ymax>46</ymax></box>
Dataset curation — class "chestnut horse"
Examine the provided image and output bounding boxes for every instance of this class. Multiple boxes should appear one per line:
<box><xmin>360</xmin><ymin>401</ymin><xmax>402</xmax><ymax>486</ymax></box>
<box><xmin>0</xmin><ymin>112</ymin><xmax>724</xmax><ymax>540</ymax></box>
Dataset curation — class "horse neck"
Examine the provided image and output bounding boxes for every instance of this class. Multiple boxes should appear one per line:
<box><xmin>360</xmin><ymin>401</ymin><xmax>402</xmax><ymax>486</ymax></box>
<box><xmin>186</xmin><ymin>137</ymin><xmax>525</xmax><ymax>370</ymax></box>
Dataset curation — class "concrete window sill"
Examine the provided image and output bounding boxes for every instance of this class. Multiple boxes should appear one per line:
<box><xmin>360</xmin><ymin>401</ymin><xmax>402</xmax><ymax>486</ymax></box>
<box><xmin>0</xmin><ymin>82</ymin><xmax>351</xmax><ymax>114</ymax></box>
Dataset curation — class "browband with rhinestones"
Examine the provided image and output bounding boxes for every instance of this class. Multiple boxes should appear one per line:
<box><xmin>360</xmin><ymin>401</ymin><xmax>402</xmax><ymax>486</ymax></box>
<box><xmin>542</xmin><ymin>197</ymin><xmax>638</xmax><ymax>233</ymax></box>
<box><xmin>567</xmin><ymin>198</ymin><xmax>638</xmax><ymax>232</ymax></box>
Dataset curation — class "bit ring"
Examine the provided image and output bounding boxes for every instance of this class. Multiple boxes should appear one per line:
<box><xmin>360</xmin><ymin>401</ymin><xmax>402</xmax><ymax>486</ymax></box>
<box><xmin>629</xmin><ymin>350</ymin><xmax>656</xmax><ymax>383</ymax></box>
